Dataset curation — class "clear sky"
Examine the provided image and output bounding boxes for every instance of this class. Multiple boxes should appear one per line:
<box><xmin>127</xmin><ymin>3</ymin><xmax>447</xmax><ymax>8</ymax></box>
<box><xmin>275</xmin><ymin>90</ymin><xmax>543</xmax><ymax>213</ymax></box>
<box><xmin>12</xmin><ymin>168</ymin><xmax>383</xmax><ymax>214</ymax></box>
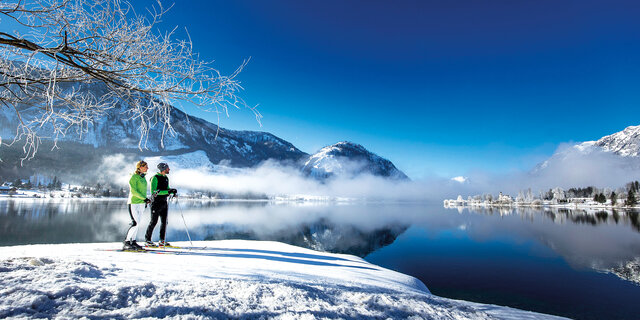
<box><xmin>149</xmin><ymin>0</ymin><xmax>640</xmax><ymax>179</ymax></box>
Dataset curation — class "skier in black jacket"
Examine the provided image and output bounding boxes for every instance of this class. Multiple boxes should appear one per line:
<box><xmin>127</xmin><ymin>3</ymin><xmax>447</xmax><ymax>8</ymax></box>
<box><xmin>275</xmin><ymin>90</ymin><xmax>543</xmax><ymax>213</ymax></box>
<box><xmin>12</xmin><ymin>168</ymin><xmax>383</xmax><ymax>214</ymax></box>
<box><xmin>145</xmin><ymin>162</ymin><xmax>177</xmax><ymax>247</ymax></box>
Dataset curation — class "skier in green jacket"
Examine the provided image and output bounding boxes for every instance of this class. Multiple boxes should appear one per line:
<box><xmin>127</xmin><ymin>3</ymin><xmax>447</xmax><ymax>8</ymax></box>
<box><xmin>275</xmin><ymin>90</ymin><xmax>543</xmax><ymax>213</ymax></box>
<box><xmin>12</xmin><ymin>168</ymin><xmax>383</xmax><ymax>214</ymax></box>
<box><xmin>145</xmin><ymin>162</ymin><xmax>177</xmax><ymax>247</ymax></box>
<box><xmin>123</xmin><ymin>160</ymin><xmax>151</xmax><ymax>250</ymax></box>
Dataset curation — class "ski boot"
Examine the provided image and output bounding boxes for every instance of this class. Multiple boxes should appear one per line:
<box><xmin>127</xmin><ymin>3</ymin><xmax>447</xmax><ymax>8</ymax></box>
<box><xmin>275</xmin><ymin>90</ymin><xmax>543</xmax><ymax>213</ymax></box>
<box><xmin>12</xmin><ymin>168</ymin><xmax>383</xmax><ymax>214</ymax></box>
<box><xmin>131</xmin><ymin>240</ymin><xmax>144</xmax><ymax>250</ymax></box>
<box><xmin>145</xmin><ymin>240</ymin><xmax>158</xmax><ymax>247</ymax></box>
<box><xmin>122</xmin><ymin>240</ymin><xmax>136</xmax><ymax>251</ymax></box>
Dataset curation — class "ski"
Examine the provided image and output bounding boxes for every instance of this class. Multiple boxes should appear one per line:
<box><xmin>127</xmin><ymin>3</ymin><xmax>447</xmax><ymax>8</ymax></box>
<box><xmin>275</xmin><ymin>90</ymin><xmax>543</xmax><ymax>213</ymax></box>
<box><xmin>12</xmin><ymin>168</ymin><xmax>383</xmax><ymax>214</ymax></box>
<box><xmin>158</xmin><ymin>245</ymin><xmax>183</xmax><ymax>249</ymax></box>
<box><xmin>95</xmin><ymin>248</ymin><xmax>179</xmax><ymax>255</ymax></box>
<box><xmin>145</xmin><ymin>245</ymin><xmax>209</xmax><ymax>250</ymax></box>
<box><xmin>96</xmin><ymin>248</ymin><xmax>148</xmax><ymax>253</ymax></box>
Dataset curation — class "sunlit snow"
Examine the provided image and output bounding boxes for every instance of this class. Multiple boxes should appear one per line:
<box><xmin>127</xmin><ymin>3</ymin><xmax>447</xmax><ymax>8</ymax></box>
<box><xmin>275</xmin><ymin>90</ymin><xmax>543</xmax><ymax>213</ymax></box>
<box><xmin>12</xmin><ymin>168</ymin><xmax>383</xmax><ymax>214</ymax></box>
<box><xmin>0</xmin><ymin>240</ymin><xmax>566</xmax><ymax>319</ymax></box>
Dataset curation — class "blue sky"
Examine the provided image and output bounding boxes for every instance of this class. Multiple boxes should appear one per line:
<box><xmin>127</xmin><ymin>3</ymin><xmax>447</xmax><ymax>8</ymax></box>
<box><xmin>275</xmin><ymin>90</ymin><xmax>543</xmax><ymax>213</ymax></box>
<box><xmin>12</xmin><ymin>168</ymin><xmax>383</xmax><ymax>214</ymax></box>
<box><xmin>150</xmin><ymin>0</ymin><xmax>640</xmax><ymax>179</ymax></box>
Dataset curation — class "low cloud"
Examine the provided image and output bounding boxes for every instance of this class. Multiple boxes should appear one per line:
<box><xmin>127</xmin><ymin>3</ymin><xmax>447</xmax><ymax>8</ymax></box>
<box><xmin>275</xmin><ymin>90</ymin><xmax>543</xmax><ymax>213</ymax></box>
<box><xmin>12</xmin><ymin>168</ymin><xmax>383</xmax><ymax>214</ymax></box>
<box><xmin>97</xmin><ymin>155</ymin><xmax>465</xmax><ymax>202</ymax></box>
<box><xmin>97</xmin><ymin>143</ymin><xmax>640</xmax><ymax>202</ymax></box>
<box><xmin>460</xmin><ymin>143</ymin><xmax>640</xmax><ymax>196</ymax></box>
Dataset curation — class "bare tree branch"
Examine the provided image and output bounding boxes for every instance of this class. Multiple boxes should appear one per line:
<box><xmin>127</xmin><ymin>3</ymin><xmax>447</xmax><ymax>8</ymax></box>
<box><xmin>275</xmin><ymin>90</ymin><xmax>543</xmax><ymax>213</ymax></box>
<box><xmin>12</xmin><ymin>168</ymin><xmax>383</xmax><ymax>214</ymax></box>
<box><xmin>0</xmin><ymin>0</ymin><xmax>262</xmax><ymax>163</ymax></box>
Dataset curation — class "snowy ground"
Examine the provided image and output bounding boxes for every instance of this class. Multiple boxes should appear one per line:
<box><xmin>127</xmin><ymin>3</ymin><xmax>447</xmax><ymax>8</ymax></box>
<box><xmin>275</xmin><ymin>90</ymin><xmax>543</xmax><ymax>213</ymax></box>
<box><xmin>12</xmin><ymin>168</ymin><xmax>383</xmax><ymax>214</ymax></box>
<box><xmin>0</xmin><ymin>240</ymin><xmax>566</xmax><ymax>319</ymax></box>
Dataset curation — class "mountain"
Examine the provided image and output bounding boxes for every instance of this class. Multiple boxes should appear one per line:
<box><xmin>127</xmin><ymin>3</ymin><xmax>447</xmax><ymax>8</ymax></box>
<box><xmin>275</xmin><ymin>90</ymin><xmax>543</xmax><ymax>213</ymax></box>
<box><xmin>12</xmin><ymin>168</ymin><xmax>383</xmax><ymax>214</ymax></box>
<box><xmin>527</xmin><ymin>125</ymin><xmax>640</xmax><ymax>190</ymax></box>
<box><xmin>1</xmin><ymin>81</ymin><xmax>408</xmax><ymax>184</ymax></box>
<box><xmin>534</xmin><ymin>125</ymin><xmax>640</xmax><ymax>173</ymax></box>
<box><xmin>0</xmin><ymin>82</ymin><xmax>306</xmax><ymax>168</ymax></box>
<box><xmin>302</xmin><ymin>142</ymin><xmax>409</xmax><ymax>180</ymax></box>
<box><xmin>578</xmin><ymin>125</ymin><xmax>640</xmax><ymax>157</ymax></box>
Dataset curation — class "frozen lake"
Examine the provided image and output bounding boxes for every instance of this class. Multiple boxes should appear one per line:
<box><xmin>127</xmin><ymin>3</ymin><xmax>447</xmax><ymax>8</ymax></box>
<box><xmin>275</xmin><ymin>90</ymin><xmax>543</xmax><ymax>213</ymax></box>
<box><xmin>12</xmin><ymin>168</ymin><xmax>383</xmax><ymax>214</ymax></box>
<box><xmin>2</xmin><ymin>198</ymin><xmax>639</xmax><ymax>319</ymax></box>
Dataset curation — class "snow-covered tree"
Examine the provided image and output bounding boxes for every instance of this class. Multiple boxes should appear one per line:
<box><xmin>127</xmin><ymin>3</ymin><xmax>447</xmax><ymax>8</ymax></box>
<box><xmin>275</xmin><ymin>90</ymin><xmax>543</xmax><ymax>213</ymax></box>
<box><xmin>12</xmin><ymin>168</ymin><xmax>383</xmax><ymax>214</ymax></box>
<box><xmin>497</xmin><ymin>192</ymin><xmax>513</xmax><ymax>204</ymax></box>
<box><xmin>1</xmin><ymin>0</ymin><xmax>258</xmax><ymax>161</ymax></box>
<box><xmin>525</xmin><ymin>188</ymin><xmax>534</xmax><ymax>202</ymax></box>
<box><xmin>516</xmin><ymin>190</ymin><xmax>525</xmax><ymax>203</ymax></box>
<box><xmin>552</xmin><ymin>187</ymin><xmax>566</xmax><ymax>203</ymax></box>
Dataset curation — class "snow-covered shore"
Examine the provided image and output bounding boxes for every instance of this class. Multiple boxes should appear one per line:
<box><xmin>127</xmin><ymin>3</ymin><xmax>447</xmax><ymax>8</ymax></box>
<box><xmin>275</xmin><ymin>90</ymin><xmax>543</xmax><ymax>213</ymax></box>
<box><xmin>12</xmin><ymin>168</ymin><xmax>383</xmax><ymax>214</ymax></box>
<box><xmin>444</xmin><ymin>197</ymin><xmax>639</xmax><ymax>210</ymax></box>
<box><xmin>0</xmin><ymin>240</ymin><xmax>565</xmax><ymax>319</ymax></box>
<box><xmin>0</xmin><ymin>191</ymin><xmax>358</xmax><ymax>203</ymax></box>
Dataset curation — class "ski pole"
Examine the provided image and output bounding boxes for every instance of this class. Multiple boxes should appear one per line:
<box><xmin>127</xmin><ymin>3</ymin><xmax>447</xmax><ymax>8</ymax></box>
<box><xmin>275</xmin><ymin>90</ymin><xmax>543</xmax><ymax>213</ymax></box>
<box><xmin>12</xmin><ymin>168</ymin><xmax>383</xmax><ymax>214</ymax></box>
<box><xmin>174</xmin><ymin>196</ymin><xmax>193</xmax><ymax>247</ymax></box>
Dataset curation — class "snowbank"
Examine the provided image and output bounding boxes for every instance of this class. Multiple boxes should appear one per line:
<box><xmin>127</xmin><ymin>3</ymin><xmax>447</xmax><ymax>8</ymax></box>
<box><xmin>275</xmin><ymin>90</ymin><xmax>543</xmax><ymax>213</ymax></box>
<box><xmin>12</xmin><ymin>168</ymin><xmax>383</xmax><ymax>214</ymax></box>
<box><xmin>0</xmin><ymin>240</ymin><xmax>565</xmax><ymax>319</ymax></box>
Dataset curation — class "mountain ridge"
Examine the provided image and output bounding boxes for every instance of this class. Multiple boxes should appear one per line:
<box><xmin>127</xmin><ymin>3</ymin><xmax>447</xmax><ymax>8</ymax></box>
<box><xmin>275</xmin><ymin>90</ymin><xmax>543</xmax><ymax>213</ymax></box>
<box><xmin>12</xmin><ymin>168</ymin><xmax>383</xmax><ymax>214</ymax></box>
<box><xmin>534</xmin><ymin>124</ymin><xmax>640</xmax><ymax>174</ymax></box>
<box><xmin>0</xmin><ymin>81</ymin><xmax>408</xmax><ymax>181</ymax></box>
<box><xmin>302</xmin><ymin>141</ymin><xmax>409</xmax><ymax>180</ymax></box>
<box><xmin>579</xmin><ymin>125</ymin><xmax>640</xmax><ymax>157</ymax></box>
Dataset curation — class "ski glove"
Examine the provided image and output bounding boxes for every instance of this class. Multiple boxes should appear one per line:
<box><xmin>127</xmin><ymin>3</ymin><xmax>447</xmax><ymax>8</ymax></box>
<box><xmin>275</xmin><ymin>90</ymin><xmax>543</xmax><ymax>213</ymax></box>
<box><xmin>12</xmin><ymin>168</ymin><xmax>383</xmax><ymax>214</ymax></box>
<box><xmin>144</xmin><ymin>198</ymin><xmax>151</xmax><ymax>204</ymax></box>
<box><xmin>169</xmin><ymin>188</ymin><xmax>178</xmax><ymax>195</ymax></box>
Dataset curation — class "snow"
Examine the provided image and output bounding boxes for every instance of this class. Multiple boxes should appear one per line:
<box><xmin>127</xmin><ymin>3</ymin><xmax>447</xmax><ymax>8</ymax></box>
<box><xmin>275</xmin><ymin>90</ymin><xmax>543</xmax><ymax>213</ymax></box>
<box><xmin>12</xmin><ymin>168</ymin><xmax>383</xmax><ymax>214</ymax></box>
<box><xmin>609</xmin><ymin>257</ymin><xmax>640</xmax><ymax>285</ymax></box>
<box><xmin>595</xmin><ymin>124</ymin><xmax>640</xmax><ymax>157</ymax></box>
<box><xmin>145</xmin><ymin>150</ymin><xmax>216</xmax><ymax>171</ymax></box>
<box><xmin>570</xmin><ymin>125</ymin><xmax>640</xmax><ymax>157</ymax></box>
<box><xmin>574</xmin><ymin>140</ymin><xmax>596</xmax><ymax>153</ymax></box>
<box><xmin>0</xmin><ymin>240</ymin><xmax>566</xmax><ymax>319</ymax></box>
<box><xmin>302</xmin><ymin>142</ymin><xmax>407</xmax><ymax>180</ymax></box>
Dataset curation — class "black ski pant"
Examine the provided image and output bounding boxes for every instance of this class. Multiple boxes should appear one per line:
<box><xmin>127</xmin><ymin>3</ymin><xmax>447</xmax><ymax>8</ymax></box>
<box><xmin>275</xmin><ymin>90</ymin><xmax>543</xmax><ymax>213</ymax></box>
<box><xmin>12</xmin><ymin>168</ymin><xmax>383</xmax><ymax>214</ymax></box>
<box><xmin>145</xmin><ymin>199</ymin><xmax>168</xmax><ymax>241</ymax></box>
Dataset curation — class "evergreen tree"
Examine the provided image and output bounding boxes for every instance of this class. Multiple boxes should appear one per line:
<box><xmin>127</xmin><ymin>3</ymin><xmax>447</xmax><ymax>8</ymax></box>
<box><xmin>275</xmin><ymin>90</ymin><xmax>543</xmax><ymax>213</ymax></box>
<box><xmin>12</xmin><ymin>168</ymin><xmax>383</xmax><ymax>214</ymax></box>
<box><xmin>51</xmin><ymin>176</ymin><xmax>62</xmax><ymax>190</ymax></box>
<box><xmin>627</xmin><ymin>189</ymin><xmax>637</xmax><ymax>207</ymax></box>
<box><xmin>611</xmin><ymin>192</ymin><xmax>617</xmax><ymax>206</ymax></box>
<box><xmin>598</xmin><ymin>193</ymin><xmax>606</xmax><ymax>204</ymax></box>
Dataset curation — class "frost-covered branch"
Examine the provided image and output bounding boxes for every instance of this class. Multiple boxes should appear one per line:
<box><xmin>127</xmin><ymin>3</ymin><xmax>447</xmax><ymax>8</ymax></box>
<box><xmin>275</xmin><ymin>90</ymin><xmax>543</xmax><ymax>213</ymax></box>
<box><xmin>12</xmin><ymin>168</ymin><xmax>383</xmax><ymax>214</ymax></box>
<box><xmin>0</xmin><ymin>0</ymin><xmax>261</xmax><ymax>162</ymax></box>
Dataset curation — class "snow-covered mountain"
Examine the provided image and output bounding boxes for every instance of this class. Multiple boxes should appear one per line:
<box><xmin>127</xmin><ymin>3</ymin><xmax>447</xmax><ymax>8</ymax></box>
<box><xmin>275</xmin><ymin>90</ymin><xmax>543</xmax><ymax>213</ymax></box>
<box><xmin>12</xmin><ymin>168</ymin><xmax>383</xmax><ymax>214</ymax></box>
<box><xmin>302</xmin><ymin>142</ymin><xmax>409</xmax><ymax>180</ymax></box>
<box><xmin>535</xmin><ymin>124</ymin><xmax>640</xmax><ymax>173</ymax></box>
<box><xmin>1</xmin><ymin>80</ymin><xmax>410</xmax><ymax>183</ymax></box>
<box><xmin>0</xmin><ymin>83</ymin><xmax>306</xmax><ymax>168</ymax></box>
<box><xmin>578</xmin><ymin>125</ymin><xmax>640</xmax><ymax>157</ymax></box>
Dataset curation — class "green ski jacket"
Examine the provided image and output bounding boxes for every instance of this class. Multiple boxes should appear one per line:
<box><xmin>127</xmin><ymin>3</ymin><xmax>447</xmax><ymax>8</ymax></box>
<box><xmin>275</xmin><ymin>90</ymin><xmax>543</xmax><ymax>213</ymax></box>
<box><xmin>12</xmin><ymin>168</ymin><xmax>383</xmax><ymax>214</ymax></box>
<box><xmin>128</xmin><ymin>173</ymin><xmax>148</xmax><ymax>204</ymax></box>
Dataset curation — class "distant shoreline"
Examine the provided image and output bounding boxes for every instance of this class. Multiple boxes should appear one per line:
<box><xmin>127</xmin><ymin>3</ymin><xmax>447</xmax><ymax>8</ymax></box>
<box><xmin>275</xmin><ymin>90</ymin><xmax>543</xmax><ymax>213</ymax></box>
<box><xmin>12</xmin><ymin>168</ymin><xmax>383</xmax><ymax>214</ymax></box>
<box><xmin>0</xmin><ymin>191</ymin><xmax>359</xmax><ymax>203</ymax></box>
<box><xmin>444</xmin><ymin>199</ymin><xmax>639</xmax><ymax>210</ymax></box>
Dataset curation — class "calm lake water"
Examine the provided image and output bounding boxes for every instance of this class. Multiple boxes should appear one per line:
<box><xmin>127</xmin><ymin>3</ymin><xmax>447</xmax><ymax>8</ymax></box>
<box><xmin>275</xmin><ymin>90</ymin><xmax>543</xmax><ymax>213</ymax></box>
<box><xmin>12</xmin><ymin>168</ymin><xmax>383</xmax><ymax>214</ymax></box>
<box><xmin>1</xmin><ymin>198</ymin><xmax>640</xmax><ymax>319</ymax></box>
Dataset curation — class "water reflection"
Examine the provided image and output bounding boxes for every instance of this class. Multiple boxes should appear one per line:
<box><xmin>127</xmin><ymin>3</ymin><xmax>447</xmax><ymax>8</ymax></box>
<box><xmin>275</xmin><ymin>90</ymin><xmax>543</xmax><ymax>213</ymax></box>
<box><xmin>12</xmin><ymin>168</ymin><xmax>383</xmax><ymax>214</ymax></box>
<box><xmin>4</xmin><ymin>199</ymin><xmax>640</xmax><ymax>319</ymax></box>
<box><xmin>443</xmin><ymin>205</ymin><xmax>640</xmax><ymax>285</ymax></box>
<box><xmin>0</xmin><ymin>199</ymin><xmax>408</xmax><ymax>257</ymax></box>
<box><xmin>201</xmin><ymin>217</ymin><xmax>407</xmax><ymax>257</ymax></box>
<box><xmin>4</xmin><ymin>199</ymin><xmax>640</xmax><ymax>273</ymax></box>
<box><xmin>0</xmin><ymin>199</ymin><xmax>126</xmax><ymax>245</ymax></box>
<box><xmin>161</xmin><ymin>201</ymin><xmax>409</xmax><ymax>257</ymax></box>
<box><xmin>448</xmin><ymin>205</ymin><xmax>640</xmax><ymax>231</ymax></box>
